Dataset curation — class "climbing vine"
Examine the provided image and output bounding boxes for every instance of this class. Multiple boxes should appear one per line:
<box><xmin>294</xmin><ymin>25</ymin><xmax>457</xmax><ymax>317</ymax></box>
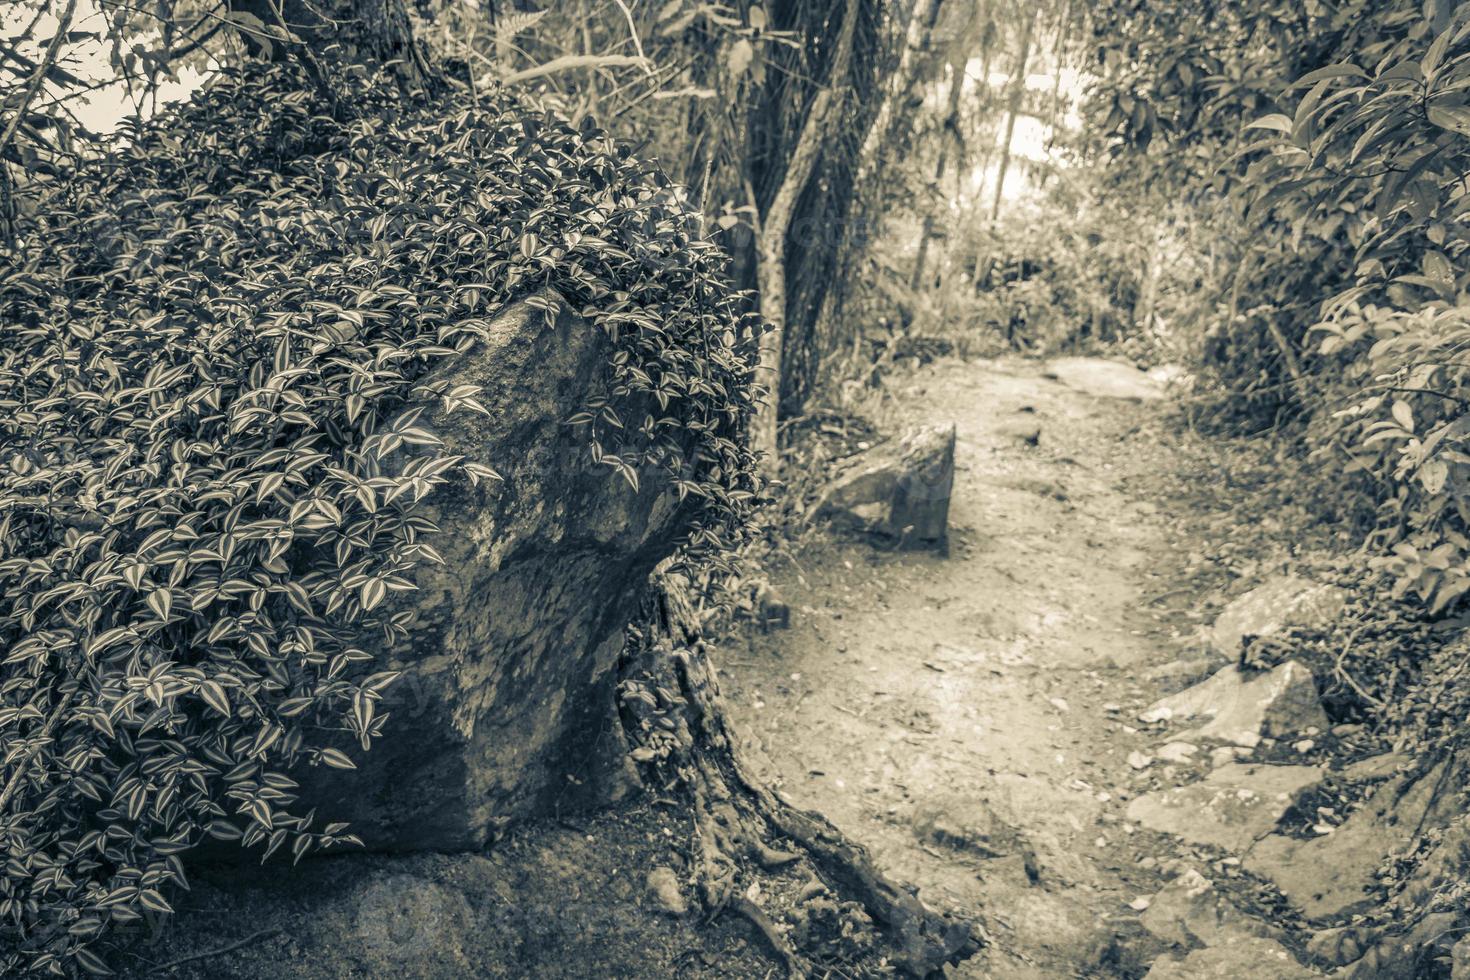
<box><xmin>0</xmin><ymin>62</ymin><xmax>760</xmax><ymax>974</ymax></box>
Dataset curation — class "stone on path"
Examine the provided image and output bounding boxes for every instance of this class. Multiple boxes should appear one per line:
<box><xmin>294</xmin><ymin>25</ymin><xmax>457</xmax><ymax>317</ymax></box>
<box><xmin>1125</xmin><ymin>763</ymin><xmax>1323</xmax><ymax>851</ymax></box>
<box><xmin>1305</xmin><ymin>925</ymin><xmax>1378</xmax><ymax>968</ymax></box>
<box><xmin>1044</xmin><ymin>357</ymin><xmax>1166</xmax><ymax>401</ymax></box>
<box><xmin>1245</xmin><ymin>763</ymin><xmax>1459</xmax><ymax>921</ymax></box>
<box><xmin>1339</xmin><ymin>752</ymin><xmax>1409</xmax><ymax>784</ymax></box>
<box><xmin>1140</xmin><ymin>869</ymin><xmax>1285</xmax><ymax>948</ymax></box>
<box><xmin>1139</xmin><ymin>661</ymin><xmax>1328</xmax><ymax>748</ymax></box>
<box><xmin>994</xmin><ymin>416</ymin><xmax>1042</xmax><ymax>445</ymax></box>
<box><xmin>1146</xmin><ymin>657</ymin><xmax>1221</xmax><ymax>692</ymax></box>
<box><xmin>645</xmin><ymin>867</ymin><xmax>688</xmax><ymax>916</ymax></box>
<box><xmin>1142</xmin><ymin>936</ymin><xmax>1321</xmax><ymax>979</ymax></box>
<box><xmin>1157</xmin><ymin>742</ymin><xmax>1199</xmax><ymax>764</ymax></box>
<box><xmin>1342</xmin><ymin>911</ymin><xmax>1459</xmax><ymax>979</ymax></box>
<box><xmin>1210</xmin><ymin>746</ymin><xmax>1246</xmax><ymax>767</ymax></box>
<box><xmin>1210</xmin><ymin>576</ymin><xmax>1347</xmax><ymax>658</ymax></box>
<box><xmin>808</xmin><ymin>423</ymin><xmax>956</xmax><ymax>550</ymax></box>
<box><xmin>910</xmin><ymin>795</ymin><xmax>1022</xmax><ymax>859</ymax></box>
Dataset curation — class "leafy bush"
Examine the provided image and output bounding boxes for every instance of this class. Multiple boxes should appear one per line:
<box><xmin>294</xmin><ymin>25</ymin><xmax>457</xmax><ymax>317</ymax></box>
<box><xmin>1245</xmin><ymin>4</ymin><xmax>1470</xmax><ymax>612</ymax></box>
<box><xmin>920</xmin><ymin>183</ymin><xmax>1199</xmax><ymax>363</ymax></box>
<box><xmin>1085</xmin><ymin>0</ymin><xmax>1470</xmax><ymax>611</ymax></box>
<box><xmin>0</xmin><ymin>62</ymin><xmax>759</xmax><ymax>974</ymax></box>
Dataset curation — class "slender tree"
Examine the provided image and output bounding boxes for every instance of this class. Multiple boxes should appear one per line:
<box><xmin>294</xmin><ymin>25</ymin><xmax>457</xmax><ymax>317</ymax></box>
<box><xmin>751</xmin><ymin>0</ymin><xmax>860</xmax><ymax>470</ymax></box>
<box><xmin>909</xmin><ymin>59</ymin><xmax>966</xmax><ymax>291</ymax></box>
<box><xmin>989</xmin><ymin>5</ymin><xmax>1036</xmax><ymax>222</ymax></box>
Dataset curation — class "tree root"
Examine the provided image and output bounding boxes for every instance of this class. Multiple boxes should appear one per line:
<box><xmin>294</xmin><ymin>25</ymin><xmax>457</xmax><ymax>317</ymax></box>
<box><xmin>618</xmin><ymin>575</ymin><xmax>982</xmax><ymax>977</ymax></box>
<box><xmin>728</xmin><ymin>895</ymin><xmax>805</xmax><ymax>979</ymax></box>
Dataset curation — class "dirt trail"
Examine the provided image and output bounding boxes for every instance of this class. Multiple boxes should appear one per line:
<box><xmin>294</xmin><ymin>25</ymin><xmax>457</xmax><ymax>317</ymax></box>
<box><xmin>724</xmin><ymin>356</ymin><xmax>1200</xmax><ymax>978</ymax></box>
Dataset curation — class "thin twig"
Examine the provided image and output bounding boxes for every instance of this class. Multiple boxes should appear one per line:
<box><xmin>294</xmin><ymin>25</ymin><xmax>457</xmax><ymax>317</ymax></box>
<box><xmin>609</xmin><ymin>0</ymin><xmax>654</xmax><ymax>75</ymax></box>
<box><xmin>149</xmin><ymin>929</ymin><xmax>282</xmax><ymax>974</ymax></box>
<box><xmin>1333</xmin><ymin>620</ymin><xmax>1385</xmax><ymax>710</ymax></box>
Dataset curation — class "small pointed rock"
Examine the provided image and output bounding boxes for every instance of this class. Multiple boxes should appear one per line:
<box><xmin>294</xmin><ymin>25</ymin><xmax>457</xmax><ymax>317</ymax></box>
<box><xmin>646</xmin><ymin>866</ymin><xmax>688</xmax><ymax>916</ymax></box>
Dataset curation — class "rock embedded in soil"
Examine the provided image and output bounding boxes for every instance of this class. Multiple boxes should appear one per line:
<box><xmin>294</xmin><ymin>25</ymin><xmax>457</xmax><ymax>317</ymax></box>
<box><xmin>911</xmin><ymin>796</ymin><xmax>1020</xmax><ymax>858</ymax></box>
<box><xmin>1125</xmin><ymin>763</ymin><xmax>1323</xmax><ymax>851</ymax></box>
<box><xmin>1146</xmin><ymin>657</ymin><xmax>1222</xmax><ymax>692</ymax></box>
<box><xmin>351</xmin><ymin>872</ymin><xmax>477</xmax><ymax>970</ymax></box>
<box><xmin>1157</xmin><ymin>742</ymin><xmax>1199</xmax><ymax>764</ymax></box>
<box><xmin>1305</xmin><ymin>925</ymin><xmax>1377</xmax><ymax>968</ymax></box>
<box><xmin>1339</xmin><ymin>752</ymin><xmax>1410</xmax><ymax>784</ymax></box>
<box><xmin>1043</xmin><ymin>357</ymin><xmax>1167</xmax><ymax>401</ymax></box>
<box><xmin>119</xmin><ymin>817</ymin><xmax>785</xmax><ymax>980</ymax></box>
<box><xmin>994</xmin><ymin>417</ymin><xmax>1043</xmax><ymax>445</ymax></box>
<box><xmin>645</xmin><ymin>866</ymin><xmax>688</xmax><ymax>916</ymax></box>
<box><xmin>1139</xmin><ymin>661</ymin><xmax>1328</xmax><ymax>748</ymax></box>
<box><xmin>808</xmin><ymin>422</ymin><xmax>957</xmax><ymax>550</ymax></box>
<box><xmin>1210</xmin><ymin>746</ymin><xmax>1246</xmax><ymax>768</ymax></box>
<box><xmin>1142</xmin><ymin>936</ymin><xmax>1321</xmax><ymax>979</ymax></box>
<box><xmin>1140</xmin><ymin>869</ymin><xmax>1286</xmax><ymax>948</ymax></box>
<box><xmin>1209</xmin><ymin>576</ymin><xmax>1347</xmax><ymax>659</ymax></box>
<box><xmin>1342</xmin><ymin>910</ymin><xmax>1459</xmax><ymax>979</ymax></box>
<box><xmin>1245</xmin><ymin>762</ymin><xmax>1461</xmax><ymax>921</ymax></box>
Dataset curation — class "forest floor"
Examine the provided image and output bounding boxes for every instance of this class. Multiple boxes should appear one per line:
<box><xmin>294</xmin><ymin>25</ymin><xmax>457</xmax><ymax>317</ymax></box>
<box><xmin>722</xmin><ymin>354</ymin><xmax>1341</xmax><ymax>978</ymax></box>
<box><xmin>116</xmin><ymin>353</ymin><xmax>1371</xmax><ymax>980</ymax></box>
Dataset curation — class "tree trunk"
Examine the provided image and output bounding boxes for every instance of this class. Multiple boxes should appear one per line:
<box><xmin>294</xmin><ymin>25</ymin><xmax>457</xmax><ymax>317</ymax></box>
<box><xmin>1134</xmin><ymin>239</ymin><xmax>1159</xmax><ymax>337</ymax></box>
<box><xmin>751</xmin><ymin>0</ymin><xmax>860</xmax><ymax>471</ymax></box>
<box><xmin>976</xmin><ymin>11</ymin><xmax>1037</xmax><ymax>287</ymax></box>
<box><xmin>909</xmin><ymin>60</ymin><xmax>966</xmax><ymax>293</ymax></box>
<box><xmin>227</xmin><ymin>0</ymin><xmax>434</xmax><ymax>88</ymax></box>
<box><xmin>856</xmin><ymin>0</ymin><xmax>945</xmax><ymax>189</ymax></box>
<box><xmin>1044</xmin><ymin>0</ymin><xmax>1074</xmax><ymax>153</ymax></box>
<box><xmin>988</xmin><ymin>9</ymin><xmax>1037</xmax><ymax>223</ymax></box>
<box><xmin>619</xmin><ymin>575</ymin><xmax>981</xmax><ymax>976</ymax></box>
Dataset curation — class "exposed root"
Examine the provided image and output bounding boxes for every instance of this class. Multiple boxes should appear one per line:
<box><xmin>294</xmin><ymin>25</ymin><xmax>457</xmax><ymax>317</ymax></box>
<box><xmin>618</xmin><ymin>575</ymin><xmax>982</xmax><ymax>977</ymax></box>
<box><xmin>729</xmin><ymin>895</ymin><xmax>806</xmax><ymax>979</ymax></box>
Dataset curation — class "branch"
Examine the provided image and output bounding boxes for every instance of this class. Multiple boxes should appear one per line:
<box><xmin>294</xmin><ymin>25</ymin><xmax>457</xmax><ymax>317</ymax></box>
<box><xmin>0</xmin><ymin>0</ymin><xmax>79</xmax><ymax>172</ymax></box>
<box><xmin>149</xmin><ymin>929</ymin><xmax>283</xmax><ymax>972</ymax></box>
<box><xmin>609</xmin><ymin>0</ymin><xmax>654</xmax><ymax>76</ymax></box>
<box><xmin>0</xmin><ymin>685</ymin><xmax>77</xmax><ymax>815</ymax></box>
<box><xmin>498</xmin><ymin>54</ymin><xmax>648</xmax><ymax>87</ymax></box>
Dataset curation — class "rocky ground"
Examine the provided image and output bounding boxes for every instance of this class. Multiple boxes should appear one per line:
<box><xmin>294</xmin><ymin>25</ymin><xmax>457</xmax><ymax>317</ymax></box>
<box><xmin>722</xmin><ymin>355</ymin><xmax>1464</xmax><ymax>978</ymax></box>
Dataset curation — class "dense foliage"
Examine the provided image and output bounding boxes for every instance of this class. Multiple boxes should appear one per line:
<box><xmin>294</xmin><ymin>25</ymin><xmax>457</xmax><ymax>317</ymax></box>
<box><xmin>0</xmin><ymin>62</ymin><xmax>760</xmax><ymax>973</ymax></box>
<box><xmin>1073</xmin><ymin>0</ymin><xmax>1470</xmax><ymax>617</ymax></box>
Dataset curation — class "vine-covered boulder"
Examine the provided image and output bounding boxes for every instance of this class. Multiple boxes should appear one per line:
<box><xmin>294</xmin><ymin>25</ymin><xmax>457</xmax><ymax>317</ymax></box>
<box><xmin>296</xmin><ymin>294</ymin><xmax>688</xmax><ymax>849</ymax></box>
<box><xmin>0</xmin><ymin>63</ymin><xmax>759</xmax><ymax>972</ymax></box>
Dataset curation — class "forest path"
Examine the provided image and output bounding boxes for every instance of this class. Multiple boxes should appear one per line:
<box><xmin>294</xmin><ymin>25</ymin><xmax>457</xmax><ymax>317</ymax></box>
<box><xmin>724</xmin><ymin>355</ymin><xmax>1199</xmax><ymax>978</ymax></box>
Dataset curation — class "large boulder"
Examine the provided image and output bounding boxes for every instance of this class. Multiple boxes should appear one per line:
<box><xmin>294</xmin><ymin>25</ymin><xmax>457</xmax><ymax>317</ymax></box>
<box><xmin>808</xmin><ymin>423</ymin><xmax>956</xmax><ymax>550</ymax></box>
<box><xmin>297</xmin><ymin>296</ymin><xmax>691</xmax><ymax>851</ymax></box>
<box><xmin>1139</xmin><ymin>661</ymin><xmax>1328</xmax><ymax>748</ymax></box>
<box><xmin>1210</xmin><ymin>577</ymin><xmax>1346</xmax><ymax>658</ymax></box>
<box><xmin>1245</xmin><ymin>762</ymin><xmax>1461</xmax><ymax>922</ymax></box>
<box><xmin>1142</xmin><ymin>937</ymin><xmax>1320</xmax><ymax>979</ymax></box>
<box><xmin>1125</xmin><ymin>763</ymin><xmax>1323</xmax><ymax>851</ymax></box>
